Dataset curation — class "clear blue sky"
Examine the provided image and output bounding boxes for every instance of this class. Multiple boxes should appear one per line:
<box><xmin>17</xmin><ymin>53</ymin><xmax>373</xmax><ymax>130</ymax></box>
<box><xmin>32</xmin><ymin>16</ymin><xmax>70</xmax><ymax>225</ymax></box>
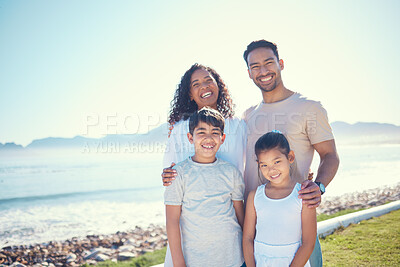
<box><xmin>1</xmin><ymin>0</ymin><xmax>399</xmax><ymax>146</ymax></box>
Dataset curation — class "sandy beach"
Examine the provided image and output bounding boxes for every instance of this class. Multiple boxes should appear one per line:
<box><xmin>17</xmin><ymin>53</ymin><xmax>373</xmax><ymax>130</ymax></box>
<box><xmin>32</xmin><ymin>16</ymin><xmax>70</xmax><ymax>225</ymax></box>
<box><xmin>1</xmin><ymin>183</ymin><xmax>399</xmax><ymax>266</ymax></box>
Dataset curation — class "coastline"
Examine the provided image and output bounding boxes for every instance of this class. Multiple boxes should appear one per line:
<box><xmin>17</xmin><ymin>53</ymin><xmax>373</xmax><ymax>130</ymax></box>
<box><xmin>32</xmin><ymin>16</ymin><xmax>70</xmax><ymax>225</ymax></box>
<box><xmin>1</xmin><ymin>183</ymin><xmax>399</xmax><ymax>266</ymax></box>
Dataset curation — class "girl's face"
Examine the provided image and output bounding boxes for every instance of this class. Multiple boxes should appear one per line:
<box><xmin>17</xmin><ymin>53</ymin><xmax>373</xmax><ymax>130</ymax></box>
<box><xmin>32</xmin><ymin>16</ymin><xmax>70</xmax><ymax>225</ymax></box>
<box><xmin>189</xmin><ymin>69</ymin><xmax>219</xmax><ymax>110</ymax></box>
<box><xmin>257</xmin><ymin>148</ymin><xmax>295</xmax><ymax>185</ymax></box>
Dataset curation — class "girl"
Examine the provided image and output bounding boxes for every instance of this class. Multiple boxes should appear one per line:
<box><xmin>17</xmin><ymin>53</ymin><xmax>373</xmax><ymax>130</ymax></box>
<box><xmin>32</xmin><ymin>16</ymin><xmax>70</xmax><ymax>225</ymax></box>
<box><xmin>161</xmin><ymin>63</ymin><xmax>247</xmax><ymax>266</ymax></box>
<box><xmin>243</xmin><ymin>131</ymin><xmax>316</xmax><ymax>267</ymax></box>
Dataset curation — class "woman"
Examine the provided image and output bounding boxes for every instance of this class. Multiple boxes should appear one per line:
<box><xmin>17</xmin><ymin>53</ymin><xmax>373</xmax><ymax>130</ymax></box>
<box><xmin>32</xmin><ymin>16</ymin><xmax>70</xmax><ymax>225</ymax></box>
<box><xmin>163</xmin><ymin>63</ymin><xmax>246</xmax><ymax>176</ymax></box>
<box><xmin>162</xmin><ymin>63</ymin><xmax>247</xmax><ymax>267</ymax></box>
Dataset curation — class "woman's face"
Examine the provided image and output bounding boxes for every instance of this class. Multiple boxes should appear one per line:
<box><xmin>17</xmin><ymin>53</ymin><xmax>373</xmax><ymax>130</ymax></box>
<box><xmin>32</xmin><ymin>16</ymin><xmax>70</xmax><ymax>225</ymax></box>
<box><xmin>189</xmin><ymin>69</ymin><xmax>219</xmax><ymax>110</ymax></box>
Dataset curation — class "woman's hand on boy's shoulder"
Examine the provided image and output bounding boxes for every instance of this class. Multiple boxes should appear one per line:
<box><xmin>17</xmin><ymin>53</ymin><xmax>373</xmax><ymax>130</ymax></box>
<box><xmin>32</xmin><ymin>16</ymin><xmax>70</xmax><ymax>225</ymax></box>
<box><xmin>162</xmin><ymin>162</ymin><xmax>177</xmax><ymax>186</ymax></box>
<box><xmin>298</xmin><ymin>180</ymin><xmax>321</xmax><ymax>209</ymax></box>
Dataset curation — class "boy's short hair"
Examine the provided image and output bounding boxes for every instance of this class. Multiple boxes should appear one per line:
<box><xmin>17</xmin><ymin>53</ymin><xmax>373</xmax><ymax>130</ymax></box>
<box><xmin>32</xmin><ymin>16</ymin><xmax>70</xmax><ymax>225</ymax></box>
<box><xmin>189</xmin><ymin>107</ymin><xmax>225</xmax><ymax>135</ymax></box>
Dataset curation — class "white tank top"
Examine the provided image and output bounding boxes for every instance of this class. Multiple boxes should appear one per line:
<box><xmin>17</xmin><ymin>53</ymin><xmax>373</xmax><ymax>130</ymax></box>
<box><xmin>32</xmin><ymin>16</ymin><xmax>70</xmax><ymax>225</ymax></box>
<box><xmin>254</xmin><ymin>183</ymin><xmax>303</xmax><ymax>245</ymax></box>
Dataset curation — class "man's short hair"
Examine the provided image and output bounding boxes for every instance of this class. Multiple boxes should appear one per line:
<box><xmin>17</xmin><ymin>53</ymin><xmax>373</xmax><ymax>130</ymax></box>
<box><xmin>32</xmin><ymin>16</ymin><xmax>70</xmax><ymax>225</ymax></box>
<box><xmin>243</xmin><ymin>40</ymin><xmax>279</xmax><ymax>66</ymax></box>
<box><xmin>189</xmin><ymin>107</ymin><xmax>225</xmax><ymax>135</ymax></box>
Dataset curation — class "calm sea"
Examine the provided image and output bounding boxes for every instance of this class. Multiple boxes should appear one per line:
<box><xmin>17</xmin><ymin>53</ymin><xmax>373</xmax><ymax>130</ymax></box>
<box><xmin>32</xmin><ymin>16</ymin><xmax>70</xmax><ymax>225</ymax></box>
<box><xmin>0</xmin><ymin>144</ymin><xmax>399</xmax><ymax>247</ymax></box>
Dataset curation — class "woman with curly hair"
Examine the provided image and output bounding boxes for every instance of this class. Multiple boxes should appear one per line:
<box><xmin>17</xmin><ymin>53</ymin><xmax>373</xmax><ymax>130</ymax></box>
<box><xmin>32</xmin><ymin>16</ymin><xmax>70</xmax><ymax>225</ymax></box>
<box><xmin>161</xmin><ymin>64</ymin><xmax>247</xmax><ymax>266</ymax></box>
<box><xmin>162</xmin><ymin>63</ymin><xmax>246</xmax><ymax>175</ymax></box>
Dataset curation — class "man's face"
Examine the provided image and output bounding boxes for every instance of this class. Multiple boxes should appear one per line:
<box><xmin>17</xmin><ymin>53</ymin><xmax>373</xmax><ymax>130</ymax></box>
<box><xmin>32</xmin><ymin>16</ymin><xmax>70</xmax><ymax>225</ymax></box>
<box><xmin>247</xmin><ymin>47</ymin><xmax>284</xmax><ymax>93</ymax></box>
<box><xmin>187</xmin><ymin>121</ymin><xmax>225</xmax><ymax>163</ymax></box>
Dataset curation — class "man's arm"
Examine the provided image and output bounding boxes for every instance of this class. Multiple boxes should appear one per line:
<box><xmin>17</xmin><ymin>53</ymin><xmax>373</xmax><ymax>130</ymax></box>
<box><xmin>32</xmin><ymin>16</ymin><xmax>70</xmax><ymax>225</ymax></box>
<box><xmin>166</xmin><ymin>205</ymin><xmax>186</xmax><ymax>267</ymax></box>
<box><xmin>313</xmin><ymin>139</ymin><xmax>340</xmax><ymax>187</ymax></box>
<box><xmin>299</xmin><ymin>139</ymin><xmax>340</xmax><ymax>208</ymax></box>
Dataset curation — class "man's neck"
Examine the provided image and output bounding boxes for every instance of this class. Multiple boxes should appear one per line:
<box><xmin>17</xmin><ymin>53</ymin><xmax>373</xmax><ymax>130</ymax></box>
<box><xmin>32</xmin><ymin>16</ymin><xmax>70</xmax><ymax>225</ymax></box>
<box><xmin>262</xmin><ymin>85</ymin><xmax>294</xmax><ymax>104</ymax></box>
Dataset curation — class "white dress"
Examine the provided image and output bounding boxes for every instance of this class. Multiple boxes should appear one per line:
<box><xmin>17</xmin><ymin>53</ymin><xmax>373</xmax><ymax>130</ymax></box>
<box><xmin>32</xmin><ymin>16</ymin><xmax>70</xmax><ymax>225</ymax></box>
<box><xmin>254</xmin><ymin>183</ymin><xmax>310</xmax><ymax>267</ymax></box>
<box><xmin>163</xmin><ymin>116</ymin><xmax>247</xmax><ymax>267</ymax></box>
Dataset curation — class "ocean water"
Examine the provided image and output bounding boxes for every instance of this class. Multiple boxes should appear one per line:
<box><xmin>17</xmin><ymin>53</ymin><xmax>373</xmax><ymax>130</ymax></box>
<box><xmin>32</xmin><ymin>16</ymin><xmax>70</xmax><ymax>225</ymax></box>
<box><xmin>1</xmin><ymin>144</ymin><xmax>399</xmax><ymax>247</ymax></box>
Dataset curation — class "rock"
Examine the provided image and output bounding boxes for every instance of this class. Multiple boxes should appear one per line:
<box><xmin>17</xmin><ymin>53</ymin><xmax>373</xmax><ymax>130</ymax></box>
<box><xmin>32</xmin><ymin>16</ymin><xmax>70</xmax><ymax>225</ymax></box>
<box><xmin>9</xmin><ymin>263</ymin><xmax>27</xmax><ymax>267</ymax></box>
<box><xmin>83</xmin><ymin>248</ymin><xmax>103</xmax><ymax>260</ymax></box>
<box><xmin>66</xmin><ymin>253</ymin><xmax>77</xmax><ymax>263</ymax></box>
<box><xmin>94</xmin><ymin>253</ymin><xmax>110</xmax><ymax>262</ymax></box>
<box><xmin>85</xmin><ymin>259</ymin><xmax>97</xmax><ymax>265</ymax></box>
<box><xmin>118</xmin><ymin>252</ymin><xmax>136</xmax><ymax>261</ymax></box>
<box><xmin>118</xmin><ymin>245</ymin><xmax>136</xmax><ymax>253</ymax></box>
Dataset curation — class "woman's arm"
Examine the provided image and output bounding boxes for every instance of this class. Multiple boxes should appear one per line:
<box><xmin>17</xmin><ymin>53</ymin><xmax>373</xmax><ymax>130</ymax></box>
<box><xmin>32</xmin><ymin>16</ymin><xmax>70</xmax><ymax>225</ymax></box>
<box><xmin>166</xmin><ymin>205</ymin><xmax>186</xmax><ymax>267</ymax></box>
<box><xmin>233</xmin><ymin>200</ymin><xmax>244</xmax><ymax>229</ymax></box>
<box><xmin>242</xmin><ymin>191</ymin><xmax>257</xmax><ymax>267</ymax></box>
<box><xmin>289</xmin><ymin>203</ymin><xmax>317</xmax><ymax>267</ymax></box>
<box><xmin>162</xmin><ymin>123</ymin><xmax>180</xmax><ymax>186</ymax></box>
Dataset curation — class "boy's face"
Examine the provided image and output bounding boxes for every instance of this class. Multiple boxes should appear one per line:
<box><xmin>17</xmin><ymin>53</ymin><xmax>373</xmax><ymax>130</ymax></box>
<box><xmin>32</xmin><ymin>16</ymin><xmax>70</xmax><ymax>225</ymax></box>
<box><xmin>187</xmin><ymin>121</ymin><xmax>225</xmax><ymax>163</ymax></box>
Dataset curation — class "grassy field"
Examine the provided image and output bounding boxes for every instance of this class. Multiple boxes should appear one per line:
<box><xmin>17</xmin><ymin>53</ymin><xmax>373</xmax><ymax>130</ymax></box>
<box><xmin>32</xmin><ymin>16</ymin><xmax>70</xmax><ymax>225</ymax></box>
<box><xmin>88</xmin><ymin>208</ymin><xmax>400</xmax><ymax>267</ymax></box>
<box><xmin>321</xmin><ymin>209</ymin><xmax>400</xmax><ymax>266</ymax></box>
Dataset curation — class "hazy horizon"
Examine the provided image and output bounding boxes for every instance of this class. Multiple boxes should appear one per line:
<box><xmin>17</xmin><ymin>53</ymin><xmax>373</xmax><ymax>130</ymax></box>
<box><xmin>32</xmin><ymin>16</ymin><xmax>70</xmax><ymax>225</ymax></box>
<box><xmin>1</xmin><ymin>120</ymin><xmax>399</xmax><ymax>148</ymax></box>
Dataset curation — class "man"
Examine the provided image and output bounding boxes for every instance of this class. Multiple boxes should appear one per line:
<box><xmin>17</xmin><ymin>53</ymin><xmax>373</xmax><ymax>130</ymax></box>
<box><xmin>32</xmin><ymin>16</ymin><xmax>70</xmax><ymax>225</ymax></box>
<box><xmin>242</xmin><ymin>40</ymin><xmax>340</xmax><ymax>266</ymax></box>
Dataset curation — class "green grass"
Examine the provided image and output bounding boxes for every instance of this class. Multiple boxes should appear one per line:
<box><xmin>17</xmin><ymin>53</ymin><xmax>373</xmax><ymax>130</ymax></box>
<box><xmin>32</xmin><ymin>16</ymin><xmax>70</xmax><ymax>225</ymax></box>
<box><xmin>321</xmin><ymin>209</ymin><xmax>400</xmax><ymax>266</ymax></box>
<box><xmin>82</xmin><ymin>247</ymin><xmax>166</xmax><ymax>267</ymax></box>
<box><xmin>317</xmin><ymin>208</ymin><xmax>366</xmax><ymax>222</ymax></box>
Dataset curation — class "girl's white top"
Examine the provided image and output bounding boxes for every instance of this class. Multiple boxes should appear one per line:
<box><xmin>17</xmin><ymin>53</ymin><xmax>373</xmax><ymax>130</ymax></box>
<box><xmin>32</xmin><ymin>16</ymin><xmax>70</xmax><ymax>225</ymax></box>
<box><xmin>163</xmin><ymin>117</ymin><xmax>247</xmax><ymax>175</ymax></box>
<box><xmin>254</xmin><ymin>183</ymin><xmax>310</xmax><ymax>266</ymax></box>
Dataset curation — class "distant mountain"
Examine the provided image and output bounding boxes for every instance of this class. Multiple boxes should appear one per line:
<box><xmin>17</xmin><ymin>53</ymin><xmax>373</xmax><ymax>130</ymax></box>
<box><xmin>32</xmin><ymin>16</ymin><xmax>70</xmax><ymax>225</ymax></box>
<box><xmin>0</xmin><ymin>123</ymin><xmax>170</xmax><ymax>152</ymax></box>
<box><xmin>27</xmin><ymin>136</ymin><xmax>97</xmax><ymax>149</ymax></box>
<box><xmin>0</xmin><ymin>121</ymin><xmax>398</xmax><ymax>152</ymax></box>
<box><xmin>331</xmin><ymin>121</ymin><xmax>400</xmax><ymax>145</ymax></box>
<box><xmin>0</xmin><ymin>142</ymin><xmax>24</xmax><ymax>150</ymax></box>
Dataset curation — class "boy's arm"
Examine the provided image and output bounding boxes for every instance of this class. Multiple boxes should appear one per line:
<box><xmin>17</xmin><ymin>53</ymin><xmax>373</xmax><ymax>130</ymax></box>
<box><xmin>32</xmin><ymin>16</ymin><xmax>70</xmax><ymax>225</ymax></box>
<box><xmin>166</xmin><ymin>205</ymin><xmax>186</xmax><ymax>267</ymax></box>
<box><xmin>233</xmin><ymin>200</ymin><xmax>244</xmax><ymax>229</ymax></box>
<box><xmin>289</xmin><ymin>203</ymin><xmax>317</xmax><ymax>267</ymax></box>
<box><xmin>242</xmin><ymin>191</ymin><xmax>257</xmax><ymax>267</ymax></box>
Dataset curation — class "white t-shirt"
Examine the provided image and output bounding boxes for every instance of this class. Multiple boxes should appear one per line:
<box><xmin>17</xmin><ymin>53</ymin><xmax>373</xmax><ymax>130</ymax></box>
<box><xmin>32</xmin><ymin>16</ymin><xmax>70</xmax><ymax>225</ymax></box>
<box><xmin>163</xmin><ymin>116</ymin><xmax>247</xmax><ymax>175</ymax></box>
<box><xmin>243</xmin><ymin>93</ymin><xmax>334</xmax><ymax>198</ymax></box>
<box><xmin>164</xmin><ymin>157</ymin><xmax>244</xmax><ymax>267</ymax></box>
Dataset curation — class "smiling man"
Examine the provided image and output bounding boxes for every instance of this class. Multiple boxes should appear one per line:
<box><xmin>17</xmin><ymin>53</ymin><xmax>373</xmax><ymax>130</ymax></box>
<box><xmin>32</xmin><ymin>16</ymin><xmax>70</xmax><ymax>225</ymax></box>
<box><xmin>242</xmin><ymin>40</ymin><xmax>340</xmax><ymax>267</ymax></box>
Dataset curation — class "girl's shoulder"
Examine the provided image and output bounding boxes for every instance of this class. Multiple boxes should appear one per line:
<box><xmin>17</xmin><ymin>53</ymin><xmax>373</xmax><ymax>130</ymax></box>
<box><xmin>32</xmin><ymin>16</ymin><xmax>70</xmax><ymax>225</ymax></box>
<box><xmin>294</xmin><ymin>183</ymin><xmax>302</xmax><ymax>192</ymax></box>
<box><xmin>254</xmin><ymin>184</ymin><xmax>266</xmax><ymax>197</ymax></box>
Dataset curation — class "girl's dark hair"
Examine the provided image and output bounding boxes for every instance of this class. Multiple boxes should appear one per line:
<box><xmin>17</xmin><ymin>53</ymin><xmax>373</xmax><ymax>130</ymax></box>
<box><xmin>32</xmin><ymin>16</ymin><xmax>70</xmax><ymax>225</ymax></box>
<box><xmin>255</xmin><ymin>131</ymin><xmax>300</xmax><ymax>183</ymax></box>
<box><xmin>168</xmin><ymin>63</ymin><xmax>234</xmax><ymax>125</ymax></box>
<box><xmin>255</xmin><ymin>131</ymin><xmax>291</xmax><ymax>158</ymax></box>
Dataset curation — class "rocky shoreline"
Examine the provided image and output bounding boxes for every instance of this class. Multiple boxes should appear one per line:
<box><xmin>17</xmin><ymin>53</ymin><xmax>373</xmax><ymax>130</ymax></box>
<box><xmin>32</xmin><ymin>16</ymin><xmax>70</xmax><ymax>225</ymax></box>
<box><xmin>317</xmin><ymin>183</ymin><xmax>400</xmax><ymax>215</ymax></box>
<box><xmin>1</xmin><ymin>183</ymin><xmax>399</xmax><ymax>267</ymax></box>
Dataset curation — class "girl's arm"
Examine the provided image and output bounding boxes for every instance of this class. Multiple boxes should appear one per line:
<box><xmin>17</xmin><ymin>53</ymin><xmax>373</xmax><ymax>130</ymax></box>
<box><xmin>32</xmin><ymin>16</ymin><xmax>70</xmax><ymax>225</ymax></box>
<box><xmin>289</xmin><ymin>203</ymin><xmax>317</xmax><ymax>267</ymax></box>
<box><xmin>242</xmin><ymin>191</ymin><xmax>257</xmax><ymax>267</ymax></box>
<box><xmin>233</xmin><ymin>200</ymin><xmax>244</xmax><ymax>229</ymax></box>
<box><xmin>166</xmin><ymin>205</ymin><xmax>186</xmax><ymax>267</ymax></box>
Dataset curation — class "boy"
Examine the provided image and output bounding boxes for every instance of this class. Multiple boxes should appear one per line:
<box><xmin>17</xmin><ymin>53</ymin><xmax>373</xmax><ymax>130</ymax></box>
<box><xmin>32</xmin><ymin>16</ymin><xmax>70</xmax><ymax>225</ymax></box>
<box><xmin>164</xmin><ymin>107</ymin><xmax>245</xmax><ymax>267</ymax></box>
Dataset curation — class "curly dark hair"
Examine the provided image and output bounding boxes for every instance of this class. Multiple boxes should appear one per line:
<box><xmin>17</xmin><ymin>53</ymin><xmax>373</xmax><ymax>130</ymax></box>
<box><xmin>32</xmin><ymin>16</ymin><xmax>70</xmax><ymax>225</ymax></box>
<box><xmin>168</xmin><ymin>63</ymin><xmax>235</xmax><ymax>125</ymax></box>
